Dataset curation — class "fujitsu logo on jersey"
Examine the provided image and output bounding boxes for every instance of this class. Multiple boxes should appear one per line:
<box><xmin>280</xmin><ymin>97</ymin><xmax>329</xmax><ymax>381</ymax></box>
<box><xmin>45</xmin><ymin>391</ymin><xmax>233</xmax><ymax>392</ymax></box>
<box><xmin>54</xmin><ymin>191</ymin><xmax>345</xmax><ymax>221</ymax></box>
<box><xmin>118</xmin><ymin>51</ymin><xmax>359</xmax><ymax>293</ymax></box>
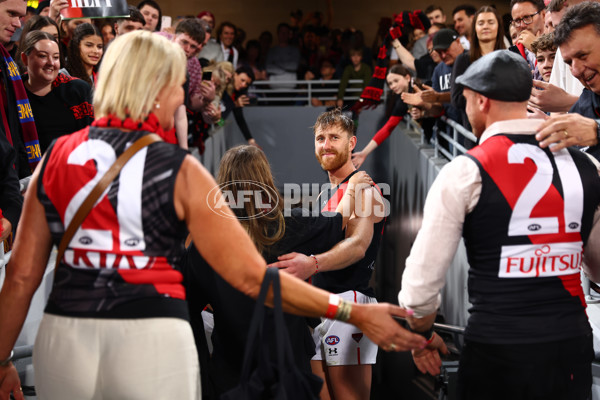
<box><xmin>499</xmin><ymin>242</ymin><xmax>583</xmax><ymax>278</ymax></box>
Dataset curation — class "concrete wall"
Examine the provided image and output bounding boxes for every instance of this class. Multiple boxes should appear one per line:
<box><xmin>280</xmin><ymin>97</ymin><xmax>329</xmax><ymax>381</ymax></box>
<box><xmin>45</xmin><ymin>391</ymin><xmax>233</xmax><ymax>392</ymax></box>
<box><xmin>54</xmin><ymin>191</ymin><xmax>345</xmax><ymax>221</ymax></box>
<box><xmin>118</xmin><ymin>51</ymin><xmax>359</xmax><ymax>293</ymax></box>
<box><xmin>203</xmin><ymin>105</ymin><xmax>391</xmax><ymax>186</ymax></box>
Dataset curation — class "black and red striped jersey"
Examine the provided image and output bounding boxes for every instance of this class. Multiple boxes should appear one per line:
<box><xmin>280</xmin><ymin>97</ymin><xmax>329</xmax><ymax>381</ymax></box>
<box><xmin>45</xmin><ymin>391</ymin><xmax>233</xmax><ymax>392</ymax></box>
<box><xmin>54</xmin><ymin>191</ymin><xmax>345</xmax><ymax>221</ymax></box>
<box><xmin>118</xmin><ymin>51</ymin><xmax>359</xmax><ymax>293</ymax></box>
<box><xmin>37</xmin><ymin>126</ymin><xmax>189</xmax><ymax>319</ymax></box>
<box><xmin>463</xmin><ymin>133</ymin><xmax>600</xmax><ymax>344</ymax></box>
<box><xmin>312</xmin><ymin>171</ymin><xmax>385</xmax><ymax>297</ymax></box>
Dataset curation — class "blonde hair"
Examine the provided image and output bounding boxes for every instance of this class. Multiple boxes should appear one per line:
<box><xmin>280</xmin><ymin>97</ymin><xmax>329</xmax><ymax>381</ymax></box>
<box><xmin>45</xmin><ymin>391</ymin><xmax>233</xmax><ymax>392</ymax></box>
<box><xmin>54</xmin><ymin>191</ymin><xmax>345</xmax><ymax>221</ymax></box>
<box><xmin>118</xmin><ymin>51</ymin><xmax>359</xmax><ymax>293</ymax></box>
<box><xmin>93</xmin><ymin>30</ymin><xmax>186</xmax><ymax>121</ymax></box>
<box><xmin>210</xmin><ymin>61</ymin><xmax>234</xmax><ymax>100</ymax></box>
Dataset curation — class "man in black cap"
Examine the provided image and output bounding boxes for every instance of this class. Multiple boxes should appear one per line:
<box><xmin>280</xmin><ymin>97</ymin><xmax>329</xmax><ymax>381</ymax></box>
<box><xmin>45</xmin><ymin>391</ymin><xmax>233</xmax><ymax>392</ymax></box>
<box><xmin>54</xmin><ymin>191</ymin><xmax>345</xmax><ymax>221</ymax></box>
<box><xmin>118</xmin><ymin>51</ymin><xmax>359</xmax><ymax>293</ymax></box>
<box><xmin>403</xmin><ymin>28</ymin><xmax>464</xmax><ymax>122</ymax></box>
<box><xmin>398</xmin><ymin>50</ymin><xmax>600</xmax><ymax>400</ymax></box>
<box><xmin>36</xmin><ymin>0</ymin><xmax>50</xmax><ymax>16</ymax></box>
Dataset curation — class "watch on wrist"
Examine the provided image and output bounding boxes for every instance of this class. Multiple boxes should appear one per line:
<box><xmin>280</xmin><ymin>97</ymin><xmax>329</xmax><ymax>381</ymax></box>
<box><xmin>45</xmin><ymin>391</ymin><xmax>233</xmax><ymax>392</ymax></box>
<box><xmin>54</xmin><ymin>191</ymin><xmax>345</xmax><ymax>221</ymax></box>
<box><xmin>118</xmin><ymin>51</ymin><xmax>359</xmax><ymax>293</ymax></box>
<box><xmin>0</xmin><ymin>350</ymin><xmax>13</xmax><ymax>367</ymax></box>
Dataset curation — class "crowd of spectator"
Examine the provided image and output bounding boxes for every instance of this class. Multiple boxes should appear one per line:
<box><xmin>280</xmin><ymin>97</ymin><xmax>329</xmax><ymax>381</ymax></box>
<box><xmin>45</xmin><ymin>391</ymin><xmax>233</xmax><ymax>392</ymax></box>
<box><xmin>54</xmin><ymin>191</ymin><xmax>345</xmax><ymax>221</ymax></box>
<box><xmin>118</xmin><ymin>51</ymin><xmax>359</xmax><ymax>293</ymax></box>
<box><xmin>0</xmin><ymin>0</ymin><xmax>541</xmax><ymax>164</ymax></box>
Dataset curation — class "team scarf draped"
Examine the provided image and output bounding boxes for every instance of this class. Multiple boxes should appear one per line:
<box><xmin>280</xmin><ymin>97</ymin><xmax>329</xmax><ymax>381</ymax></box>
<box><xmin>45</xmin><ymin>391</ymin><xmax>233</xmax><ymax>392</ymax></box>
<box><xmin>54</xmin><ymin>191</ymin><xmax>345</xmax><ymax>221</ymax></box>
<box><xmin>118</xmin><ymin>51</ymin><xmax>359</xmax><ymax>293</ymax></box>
<box><xmin>351</xmin><ymin>10</ymin><xmax>429</xmax><ymax>113</ymax></box>
<box><xmin>0</xmin><ymin>44</ymin><xmax>40</xmax><ymax>172</ymax></box>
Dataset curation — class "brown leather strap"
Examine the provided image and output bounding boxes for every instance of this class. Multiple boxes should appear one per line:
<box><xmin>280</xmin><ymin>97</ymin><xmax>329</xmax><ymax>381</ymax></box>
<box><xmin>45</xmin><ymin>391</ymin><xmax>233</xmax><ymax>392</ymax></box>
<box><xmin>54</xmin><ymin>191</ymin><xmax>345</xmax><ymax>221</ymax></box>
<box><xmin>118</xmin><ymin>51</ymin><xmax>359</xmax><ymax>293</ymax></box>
<box><xmin>55</xmin><ymin>133</ymin><xmax>162</xmax><ymax>272</ymax></box>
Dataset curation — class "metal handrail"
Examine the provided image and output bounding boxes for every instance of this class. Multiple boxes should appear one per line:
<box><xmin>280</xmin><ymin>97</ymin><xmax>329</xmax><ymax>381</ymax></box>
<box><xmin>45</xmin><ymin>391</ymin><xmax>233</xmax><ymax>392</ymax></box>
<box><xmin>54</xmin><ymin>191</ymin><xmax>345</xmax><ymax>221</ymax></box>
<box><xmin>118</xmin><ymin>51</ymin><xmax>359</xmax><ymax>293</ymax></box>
<box><xmin>434</xmin><ymin>322</ymin><xmax>465</xmax><ymax>335</ymax></box>
<box><xmin>13</xmin><ymin>345</ymin><xmax>33</xmax><ymax>361</ymax></box>
<box><xmin>248</xmin><ymin>79</ymin><xmax>387</xmax><ymax>105</ymax></box>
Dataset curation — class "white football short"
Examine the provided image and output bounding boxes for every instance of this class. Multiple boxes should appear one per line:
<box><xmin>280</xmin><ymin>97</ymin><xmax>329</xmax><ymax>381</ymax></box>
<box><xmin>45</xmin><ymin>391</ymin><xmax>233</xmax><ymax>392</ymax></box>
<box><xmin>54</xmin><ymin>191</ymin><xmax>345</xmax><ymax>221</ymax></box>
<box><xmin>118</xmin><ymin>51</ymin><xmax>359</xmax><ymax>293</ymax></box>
<box><xmin>312</xmin><ymin>290</ymin><xmax>378</xmax><ymax>366</ymax></box>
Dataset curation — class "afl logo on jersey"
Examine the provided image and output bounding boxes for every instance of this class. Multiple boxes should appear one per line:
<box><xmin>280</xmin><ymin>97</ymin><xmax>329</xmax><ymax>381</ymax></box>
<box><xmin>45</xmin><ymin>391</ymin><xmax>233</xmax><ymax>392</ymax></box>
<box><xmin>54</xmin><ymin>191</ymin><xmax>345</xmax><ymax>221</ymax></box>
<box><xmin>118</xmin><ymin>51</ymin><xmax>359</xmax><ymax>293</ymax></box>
<box><xmin>568</xmin><ymin>222</ymin><xmax>579</xmax><ymax>230</ymax></box>
<box><xmin>124</xmin><ymin>238</ymin><xmax>141</xmax><ymax>247</ymax></box>
<box><xmin>325</xmin><ymin>335</ymin><xmax>340</xmax><ymax>345</ymax></box>
<box><xmin>528</xmin><ymin>224</ymin><xmax>541</xmax><ymax>231</ymax></box>
<box><xmin>79</xmin><ymin>236</ymin><xmax>93</xmax><ymax>245</ymax></box>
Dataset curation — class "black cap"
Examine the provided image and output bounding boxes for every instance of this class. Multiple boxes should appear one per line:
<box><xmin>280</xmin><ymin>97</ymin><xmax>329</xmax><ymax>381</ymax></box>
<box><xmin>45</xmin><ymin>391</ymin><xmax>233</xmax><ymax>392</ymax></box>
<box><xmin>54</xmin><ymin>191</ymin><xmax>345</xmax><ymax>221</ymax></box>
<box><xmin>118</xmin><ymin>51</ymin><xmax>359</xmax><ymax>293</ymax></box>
<box><xmin>455</xmin><ymin>50</ymin><xmax>532</xmax><ymax>102</ymax></box>
<box><xmin>432</xmin><ymin>28</ymin><xmax>459</xmax><ymax>50</ymax></box>
<box><xmin>36</xmin><ymin>0</ymin><xmax>50</xmax><ymax>15</ymax></box>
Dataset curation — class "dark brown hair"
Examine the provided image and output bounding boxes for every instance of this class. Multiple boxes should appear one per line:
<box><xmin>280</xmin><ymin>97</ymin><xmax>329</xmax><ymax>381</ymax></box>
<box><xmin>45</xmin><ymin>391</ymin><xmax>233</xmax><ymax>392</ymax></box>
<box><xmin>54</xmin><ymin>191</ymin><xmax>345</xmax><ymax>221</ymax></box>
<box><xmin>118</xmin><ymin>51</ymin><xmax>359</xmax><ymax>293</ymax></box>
<box><xmin>217</xmin><ymin>145</ymin><xmax>285</xmax><ymax>254</ymax></box>
<box><xmin>470</xmin><ymin>6</ymin><xmax>506</xmax><ymax>63</ymax></box>
<box><xmin>531</xmin><ymin>32</ymin><xmax>556</xmax><ymax>54</ymax></box>
<box><xmin>16</xmin><ymin>16</ymin><xmax>61</xmax><ymax>73</ymax></box>
<box><xmin>66</xmin><ymin>23</ymin><xmax>102</xmax><ymax>87</ymax></box>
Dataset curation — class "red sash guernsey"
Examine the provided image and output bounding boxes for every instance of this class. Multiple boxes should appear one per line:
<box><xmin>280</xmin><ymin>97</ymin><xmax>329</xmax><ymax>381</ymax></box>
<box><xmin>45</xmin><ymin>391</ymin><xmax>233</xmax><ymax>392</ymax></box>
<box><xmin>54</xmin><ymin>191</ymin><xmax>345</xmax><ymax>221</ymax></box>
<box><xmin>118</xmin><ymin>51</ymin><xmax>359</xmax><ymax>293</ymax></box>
<box><xmin>39</xmin><ymin>126</ymin><xmax>189</xmax><ymax>317</ymax></box>
<box><xmin>463</xmin><ymin>134</ymin><xmax>600</xmax><ymax>344</ymax></box>
<box><xmin>313</xmin><ymin>172</ymin><xmax>385</xmax><ymax>296</ymax></box>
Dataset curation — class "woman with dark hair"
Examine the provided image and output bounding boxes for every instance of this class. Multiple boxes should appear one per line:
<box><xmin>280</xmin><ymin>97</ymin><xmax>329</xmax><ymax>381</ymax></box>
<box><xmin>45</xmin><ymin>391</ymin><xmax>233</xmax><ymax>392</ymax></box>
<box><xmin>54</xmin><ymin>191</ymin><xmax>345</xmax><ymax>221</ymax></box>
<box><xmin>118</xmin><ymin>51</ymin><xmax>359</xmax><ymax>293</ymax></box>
<box><xmin>16</xmin><ymin>15</ymin><xmax>61</xmax><ymax>72</ymax></box>
<box><xmin>351</xmin><ymin>64</ymin><xmax>414</xmax><ymax>168</ymax></box>
<box><xmin>182</xmin><ymin>145</ymin><xmax>371</xmax><ymax>397</ymax></box>
<box><xmin>221</xmin><ymin>65</ymin><xmax>259</xmax><ymax>146</ymax></box>
<box><xmin>451</xmin><ymin>5</ymin><xmax>506</xmax><ymax>128</ymax></box>
<box><xmin>137</xmin><ymin>0</ymin><xmax>161</xmax><ymax>32</ymax></box>
<box><xmin>20</xmin><ymin>31</ymin><xmax>93</xmax><ymax>153</ymax></box>
<box><xmin>97</xmin><ymin>20</ymin><xmax>115</xmax><ymax>47</ymax></box>
<box><xmin>240</xmin><ymin>39</ymin><xmax>267</xmax><ymax>80</ymax></box>
<box><xmin>64</xmin><ymin>22</ymin><xmax>103</xmax><ymax>87</ymax></box>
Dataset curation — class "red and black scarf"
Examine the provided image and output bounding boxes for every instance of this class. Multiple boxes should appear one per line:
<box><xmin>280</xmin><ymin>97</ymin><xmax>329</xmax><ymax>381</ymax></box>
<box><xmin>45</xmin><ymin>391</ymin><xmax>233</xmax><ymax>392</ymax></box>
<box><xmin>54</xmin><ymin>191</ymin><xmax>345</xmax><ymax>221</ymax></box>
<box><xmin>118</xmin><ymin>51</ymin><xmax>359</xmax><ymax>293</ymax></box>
<box><xmin>352</xmin><ymin>10</ymin><xmax>429</xmax><ymax>112</ymax></box>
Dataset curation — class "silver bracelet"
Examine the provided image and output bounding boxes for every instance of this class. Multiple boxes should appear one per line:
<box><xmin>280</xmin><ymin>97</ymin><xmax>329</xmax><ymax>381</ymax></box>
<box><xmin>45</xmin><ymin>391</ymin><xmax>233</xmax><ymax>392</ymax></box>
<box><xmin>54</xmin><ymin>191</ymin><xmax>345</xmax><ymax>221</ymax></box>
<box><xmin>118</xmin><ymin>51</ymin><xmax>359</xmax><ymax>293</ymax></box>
<box><xmin>0</xmin><ymin>350</ymin><xmax>13</xmax><ymax>367</ymax></box>
<box><xmin>334</xmin><ymin>299</ymin><xmax>352</xmax><ymax>322</ymax></box>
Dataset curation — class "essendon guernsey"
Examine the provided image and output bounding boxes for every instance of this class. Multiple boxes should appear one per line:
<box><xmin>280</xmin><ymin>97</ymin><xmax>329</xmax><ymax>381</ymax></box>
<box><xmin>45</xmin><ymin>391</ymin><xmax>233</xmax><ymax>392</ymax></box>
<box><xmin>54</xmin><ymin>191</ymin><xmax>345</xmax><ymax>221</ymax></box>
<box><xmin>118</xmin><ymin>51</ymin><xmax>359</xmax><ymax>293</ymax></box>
<box><xmin>313</xmin><ymin>171</ymin><xmax>385</xmax><ymax>297</ymax></box>
<box><xmin>463</xmin><ymin>134</ymin><xmax>600</xmax><ymax>344</ymax></box>
<box><xmin>37</xmin><ymin>126</ymin><xmax>189</xmax><ymax>319</ymax></box>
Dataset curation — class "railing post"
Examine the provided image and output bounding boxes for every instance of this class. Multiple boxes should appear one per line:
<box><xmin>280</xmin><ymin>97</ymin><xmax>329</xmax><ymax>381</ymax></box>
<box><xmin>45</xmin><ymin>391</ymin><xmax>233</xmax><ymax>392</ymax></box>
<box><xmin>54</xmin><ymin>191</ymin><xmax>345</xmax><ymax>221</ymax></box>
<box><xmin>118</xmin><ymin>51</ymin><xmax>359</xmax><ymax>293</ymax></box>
<box><xmin>433</xmin><ymin>125</ymin><xmax>439</xmax><ymax>158</ymax></box>
<box><xmin>453</xmin><ymin>126</ymin><xmax>458</xmax><ymax>158</ymax></box>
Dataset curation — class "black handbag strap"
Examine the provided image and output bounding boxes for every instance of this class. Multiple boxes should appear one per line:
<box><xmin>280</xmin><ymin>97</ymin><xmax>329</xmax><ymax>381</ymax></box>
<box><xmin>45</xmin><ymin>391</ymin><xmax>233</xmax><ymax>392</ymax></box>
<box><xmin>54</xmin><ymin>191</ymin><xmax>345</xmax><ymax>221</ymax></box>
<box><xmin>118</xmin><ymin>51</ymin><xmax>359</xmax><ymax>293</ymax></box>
<box><xmin>271</xmin><ymin>266</ymin><xmax>296</xmax><ymax>377</ymax></box>
<box><xmin>238</xmin><ymin>268</ymin><xmax>299</xmax><ymax>382</ymax></box>
<box><xmin>238</xmin><ymin>268</ymin><xmax>273</xmax><ymax>381</ymax></box>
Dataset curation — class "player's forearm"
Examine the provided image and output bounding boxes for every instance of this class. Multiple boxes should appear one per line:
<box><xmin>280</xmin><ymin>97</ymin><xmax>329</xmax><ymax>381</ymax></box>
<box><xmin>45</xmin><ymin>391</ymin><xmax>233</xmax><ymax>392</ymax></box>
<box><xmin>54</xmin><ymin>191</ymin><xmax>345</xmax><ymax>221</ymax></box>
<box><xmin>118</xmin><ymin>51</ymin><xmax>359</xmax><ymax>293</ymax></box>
<box><xmin>313</xmin><ymin>232</ymin><xmax>369</xmax><ymax>272</ymax></box>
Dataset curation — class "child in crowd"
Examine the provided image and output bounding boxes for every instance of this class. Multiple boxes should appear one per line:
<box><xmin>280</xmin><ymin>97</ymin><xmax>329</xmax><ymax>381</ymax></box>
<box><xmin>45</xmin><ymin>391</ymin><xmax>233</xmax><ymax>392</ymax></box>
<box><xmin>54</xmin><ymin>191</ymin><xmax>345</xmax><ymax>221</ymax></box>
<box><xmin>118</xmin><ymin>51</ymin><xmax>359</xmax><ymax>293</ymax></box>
<box><xmin>336</xmin><ymin>47</ymin><xmax>372</xmax><ymax>108</ymax></box>
<box><xmin>530</xmin><ymin>33</ymin><xmax>556</xmax><ymax>83</ymax></box>
<box><xmin>310</xmin><ymin>59</ymin><xmax>338</xmax><ymax>107</ymax></box>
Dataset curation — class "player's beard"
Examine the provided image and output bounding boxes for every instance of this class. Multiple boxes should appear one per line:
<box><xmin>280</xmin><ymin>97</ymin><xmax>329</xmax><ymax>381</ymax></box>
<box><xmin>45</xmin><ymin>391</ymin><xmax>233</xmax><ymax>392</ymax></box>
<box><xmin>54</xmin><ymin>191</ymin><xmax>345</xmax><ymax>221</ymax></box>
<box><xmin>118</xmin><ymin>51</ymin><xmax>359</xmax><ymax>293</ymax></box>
<box><xmin>316</xmin><ymin>147</ymin><xmax>349</xmax><ymax>171</ymax></box>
